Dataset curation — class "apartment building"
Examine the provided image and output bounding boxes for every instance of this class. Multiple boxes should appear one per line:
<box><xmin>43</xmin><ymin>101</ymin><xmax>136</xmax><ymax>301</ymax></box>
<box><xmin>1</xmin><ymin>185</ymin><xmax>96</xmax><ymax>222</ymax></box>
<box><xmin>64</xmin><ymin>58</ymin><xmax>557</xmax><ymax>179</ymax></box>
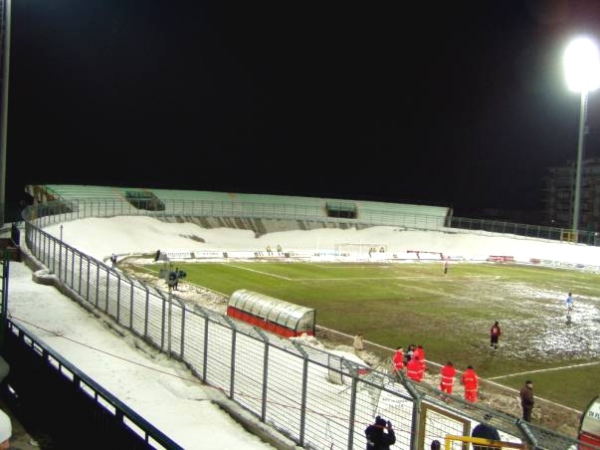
<box><xmin>544</xmin><ymin>158</ymin><xmax>600</xmax><ymax>232</ymax></box>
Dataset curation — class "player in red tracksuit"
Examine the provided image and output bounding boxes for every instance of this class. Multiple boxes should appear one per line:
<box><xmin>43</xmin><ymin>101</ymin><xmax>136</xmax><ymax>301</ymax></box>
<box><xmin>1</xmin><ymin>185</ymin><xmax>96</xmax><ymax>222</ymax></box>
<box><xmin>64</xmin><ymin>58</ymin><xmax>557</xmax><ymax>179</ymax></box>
<box><xmin>392</xmin><ymin>347</ymin><xmax>404</xmax><ymax>378</ymax></box>
<box><xmin>406</xmin><ymin>356</ymin><xmax>422</xmax><ymax>382</ymax></box>
<box><xmin>462</xmin><ymin>365</ymin><xmax>479</xmax><ymax>404</ymax></box>
<box><xmin>413</xmin><ymin>345</ymin><xmax>426</xmax><ymax>380</ymax></box>
<box><xmin>440</xmin><ymin>361</ymin><xmax>456</xmax><ymax>395</ymax></box>
<box><xmin>413</xmin><ymin>345</ymin><xmax>424</xmax><ymax>363</ymax></box>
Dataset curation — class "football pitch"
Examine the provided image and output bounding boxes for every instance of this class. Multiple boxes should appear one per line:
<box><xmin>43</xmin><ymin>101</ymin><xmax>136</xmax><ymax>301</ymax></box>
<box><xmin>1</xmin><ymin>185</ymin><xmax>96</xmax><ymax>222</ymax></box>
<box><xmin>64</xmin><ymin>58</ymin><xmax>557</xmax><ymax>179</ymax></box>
<box><xmin>144</xmin><ymin>259</ymin><xmax>600</xmax><ymax>412</ymax></box>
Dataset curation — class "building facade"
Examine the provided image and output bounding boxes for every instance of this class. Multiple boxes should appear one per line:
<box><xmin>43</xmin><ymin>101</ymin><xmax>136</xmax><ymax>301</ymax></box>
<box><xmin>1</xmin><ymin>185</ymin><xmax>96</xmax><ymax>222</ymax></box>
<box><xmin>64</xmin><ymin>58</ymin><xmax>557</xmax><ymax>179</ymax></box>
<box><xmin>544</xmin><ymin>158</ymin><xmax>600</xmax><ymax>232</ymax></box>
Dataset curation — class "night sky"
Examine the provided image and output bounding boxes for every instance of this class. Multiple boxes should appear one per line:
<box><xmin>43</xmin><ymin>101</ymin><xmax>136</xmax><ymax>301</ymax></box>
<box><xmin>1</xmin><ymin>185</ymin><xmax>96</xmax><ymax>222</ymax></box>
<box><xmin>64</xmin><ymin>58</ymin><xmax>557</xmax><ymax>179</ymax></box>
<box><xmin>6</xmin><ymin>0</ymin><xmax>600</xmax><ymax>220</ymax></box>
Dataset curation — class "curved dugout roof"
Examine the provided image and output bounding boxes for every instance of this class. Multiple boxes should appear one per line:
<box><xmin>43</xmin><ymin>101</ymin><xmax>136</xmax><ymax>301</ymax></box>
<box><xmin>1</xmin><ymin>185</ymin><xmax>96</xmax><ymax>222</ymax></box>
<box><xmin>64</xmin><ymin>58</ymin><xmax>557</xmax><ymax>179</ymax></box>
<box><xmin>229</xmin><ymin>289</ymin><xmax>315</xmax><ymax>334</ymax></box>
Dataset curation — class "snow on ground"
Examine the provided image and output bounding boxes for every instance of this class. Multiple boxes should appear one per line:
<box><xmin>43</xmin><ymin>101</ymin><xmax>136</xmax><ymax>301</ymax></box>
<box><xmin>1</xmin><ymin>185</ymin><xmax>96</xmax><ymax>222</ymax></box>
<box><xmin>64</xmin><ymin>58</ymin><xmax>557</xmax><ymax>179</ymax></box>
<box><xmin>38</xmin><ymin>216</ymin><xmax>600</xmax><ymax>438</ymax></box>
<box><xmin>46</xmin><ymin>216</ymin><xmax>600</xmax><ymax>364</ymax></box>
<box><xmin>50</xmin><ymin>216</ymin><xmax>600</xmax><ymax>267</ymax></box>
<box><xmin>8</xmin><ymin>259</ymin><xmax>288</xmax><ymax>450</ymax></box>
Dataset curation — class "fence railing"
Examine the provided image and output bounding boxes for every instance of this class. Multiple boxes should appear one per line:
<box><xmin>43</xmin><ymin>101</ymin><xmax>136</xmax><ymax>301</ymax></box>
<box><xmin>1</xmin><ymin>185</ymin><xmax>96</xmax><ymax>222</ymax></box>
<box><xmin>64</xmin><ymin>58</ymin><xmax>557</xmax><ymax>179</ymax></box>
<box><xmin>25</xmin><ymin>197</ymin><xmax>449</xmax><ymax>231</ymax></box>
<box><xmin>23</xmin><ymin>197</ymin><xmax>597</xmax><ymax>246</ymax></box>
<box><xmin>19</xmin><ymin>198</ymin><xmax>592</xmax><ymax>449</ymax></box>
<box><xmin>448</xmin><ymin>216</ymin><xmax>598</xmax><ymax>245</ymax></box>
<box><xmin>3</xmin><ymin>320</ymin><xmax>184</xmax><ymax>450</ymax></box>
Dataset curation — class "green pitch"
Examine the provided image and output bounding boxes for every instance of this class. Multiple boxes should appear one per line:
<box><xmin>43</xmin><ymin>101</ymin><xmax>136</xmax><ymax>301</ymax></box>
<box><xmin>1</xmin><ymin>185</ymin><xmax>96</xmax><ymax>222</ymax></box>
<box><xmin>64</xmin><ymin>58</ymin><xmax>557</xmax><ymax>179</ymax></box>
<box><xmin>141</xmin><ymin>260</ymin><xmax>600</xmax><ymax>412</ymax></box>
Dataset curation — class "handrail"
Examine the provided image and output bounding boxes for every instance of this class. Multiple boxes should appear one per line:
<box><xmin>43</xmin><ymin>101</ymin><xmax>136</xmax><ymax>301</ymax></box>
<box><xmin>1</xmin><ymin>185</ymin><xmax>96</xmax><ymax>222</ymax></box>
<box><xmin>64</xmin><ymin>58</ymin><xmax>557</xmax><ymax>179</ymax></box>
<box><xmin>5</xmin><ymin>320</ymin><xmax>183</xmax><ymax>450</ymax></box>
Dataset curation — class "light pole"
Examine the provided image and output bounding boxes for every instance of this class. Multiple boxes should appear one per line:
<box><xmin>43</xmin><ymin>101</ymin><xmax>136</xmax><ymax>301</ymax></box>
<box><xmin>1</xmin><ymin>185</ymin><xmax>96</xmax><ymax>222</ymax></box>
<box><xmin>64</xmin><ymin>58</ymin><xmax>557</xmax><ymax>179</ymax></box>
<box><xmin>564</xmin><ymin>36</ymin><xmax>600</xmax><ymax>241</ymax></box>
<box><xmin>0</xmin><ymin>0</ymin><xmax>13</xmax><ymax>227</ymax></box>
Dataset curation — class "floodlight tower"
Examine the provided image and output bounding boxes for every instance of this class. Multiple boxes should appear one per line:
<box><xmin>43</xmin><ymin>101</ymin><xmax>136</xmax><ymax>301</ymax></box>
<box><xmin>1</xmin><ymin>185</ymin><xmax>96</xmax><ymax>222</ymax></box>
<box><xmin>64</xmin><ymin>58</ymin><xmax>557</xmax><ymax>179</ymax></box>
<box><xmin>564</xmin><ymin>36</ymin><xmax>600</xmax><ymax>241</ymax></box>
<box><xmin>0</xmin><ymin>0</ymin><xmax>12</xmax><ymax>226</ymax></box>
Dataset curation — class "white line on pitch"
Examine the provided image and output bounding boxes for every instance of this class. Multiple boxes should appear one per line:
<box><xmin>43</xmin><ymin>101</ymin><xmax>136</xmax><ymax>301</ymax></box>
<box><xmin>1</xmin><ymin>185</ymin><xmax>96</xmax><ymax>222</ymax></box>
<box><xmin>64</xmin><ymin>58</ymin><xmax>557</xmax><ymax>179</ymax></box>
<box><xmin>489</xmin><ymin>360</ymin><xmax>600</xmax><ymax>381</ymax></box>
<box><xmin>226</xmin><ymin>263</ymin><xmax>292</xmax><ymax>280</ymax></box>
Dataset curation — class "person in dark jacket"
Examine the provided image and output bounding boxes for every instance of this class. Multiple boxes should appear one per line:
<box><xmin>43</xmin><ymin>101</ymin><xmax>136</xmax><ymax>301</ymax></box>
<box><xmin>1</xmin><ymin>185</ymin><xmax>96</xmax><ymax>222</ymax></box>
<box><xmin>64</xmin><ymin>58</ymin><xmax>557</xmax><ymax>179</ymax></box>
<box><xmin>520</xmin><ymin>380</ymin><xmax>535</xmax><ymax>422</ymax></box>
<box><xmin>404</xmin><ymin>344</ymin><xmax>416</xmax><ymax>365</ymax></box>
<box><xmin>490</xmin><ymin>321</ymin><xmax>501</xmax><ymax>349</ymax></box>
<box><xmin>471</xmin><ymin>414</ymin><xmax>500</xmax><ymax>450</ymax></box>
<box><xmin>365</xmin><ymin>416</ymin><xmax>395</xmax><ymax>450</ymax></box>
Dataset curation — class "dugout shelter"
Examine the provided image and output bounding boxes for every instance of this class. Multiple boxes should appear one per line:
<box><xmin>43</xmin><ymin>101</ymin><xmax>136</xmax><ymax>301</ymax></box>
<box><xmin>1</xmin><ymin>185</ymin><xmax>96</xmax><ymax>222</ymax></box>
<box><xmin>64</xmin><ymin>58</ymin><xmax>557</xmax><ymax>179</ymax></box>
<box><xmin>227</xmin><ymin>289</ymin><xmax>316</xmax><ymax>338</ymax></box>
<box><xmin>579</xmin><ymin>394</ymin><xmax>600</xmax><ymax>448</ymax></box>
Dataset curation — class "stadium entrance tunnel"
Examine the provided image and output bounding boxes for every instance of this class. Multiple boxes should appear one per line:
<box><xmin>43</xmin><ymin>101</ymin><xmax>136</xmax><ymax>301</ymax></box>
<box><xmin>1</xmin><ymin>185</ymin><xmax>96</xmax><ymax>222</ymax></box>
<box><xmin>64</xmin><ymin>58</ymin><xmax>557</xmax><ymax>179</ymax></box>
<box><xmin>125</xmin><ymin>190</ymin><xmax>165</xmax><ymax>211</ymax></box>
<box><xmin>325</xmin><ymin>201</ymin><xmax>357</xmax><ymax>219</ymax></box>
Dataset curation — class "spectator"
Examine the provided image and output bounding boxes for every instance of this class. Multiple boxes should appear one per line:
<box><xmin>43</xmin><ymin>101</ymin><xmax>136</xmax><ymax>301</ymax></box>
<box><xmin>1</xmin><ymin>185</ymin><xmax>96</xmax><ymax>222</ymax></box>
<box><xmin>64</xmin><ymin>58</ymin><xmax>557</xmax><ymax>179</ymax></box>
<box><xmin>353</xmin><ymin>334</ymin><xmax>365</xmax><ymax>358</ymax></box>
<box><xmin>490</xmin><ymin>321</ymin><xmax>501</xmax><ymax>350</ymax></box>
<box><xmin>462</xmin><ymin>365</ymin><xmax>479</xmax><ymax>405</ymax></box>
<box><xmin>471</xmin><ymin>414</ymin><xmax>500</xmax><ymax>450</ymax></box>
<box><xmin>440</xmin><ymin>361</ymin><xmax>456</xmax><ymax>398</ymax></box>
<box><xmin>520</xmin><ymin>380</ymin><xmax>535</xmax><ymax>422</ymax></box>
<box><xmin>392</xmin><ymin>346</ymin><xmax>404</xmax><ymax>378</ymax></box>
<box><xmin>365</xmin><ymin>416</ymin><xmax>395</xmax><ymax>450</ymax></box>
<box><xmin>430</xmin><ymin>440</ymin><xmax>441</xmax><ymax>450</ymax></box>
<box><xmin>0</xmin><ymin>409</ymin><xmax>11</xmax><ymax>450</ymax></box>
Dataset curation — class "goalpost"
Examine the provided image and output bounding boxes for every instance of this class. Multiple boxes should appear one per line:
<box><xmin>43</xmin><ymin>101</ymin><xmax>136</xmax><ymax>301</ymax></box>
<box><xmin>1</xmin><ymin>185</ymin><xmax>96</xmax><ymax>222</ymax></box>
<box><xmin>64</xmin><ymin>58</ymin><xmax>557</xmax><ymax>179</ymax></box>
<box><xmin>334</xmin><ymin>242</ymin><xmax>388</xmax><ymax>256</ymax></box>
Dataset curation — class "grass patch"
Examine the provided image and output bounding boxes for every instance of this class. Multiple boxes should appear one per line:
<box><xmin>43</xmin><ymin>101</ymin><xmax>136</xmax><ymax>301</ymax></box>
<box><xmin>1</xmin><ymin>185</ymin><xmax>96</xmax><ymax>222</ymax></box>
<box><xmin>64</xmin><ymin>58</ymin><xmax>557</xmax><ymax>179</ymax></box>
<box><xmin>144</xmin><ymin>260</ymin><xmax>600</xmax><ymax>411</ymax></box>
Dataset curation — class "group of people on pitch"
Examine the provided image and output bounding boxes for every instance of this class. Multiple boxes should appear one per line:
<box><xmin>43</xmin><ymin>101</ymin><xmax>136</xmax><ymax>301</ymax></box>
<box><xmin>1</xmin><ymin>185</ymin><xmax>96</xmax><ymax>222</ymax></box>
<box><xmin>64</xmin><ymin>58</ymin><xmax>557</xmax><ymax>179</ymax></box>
<box><xmin>363</xmin><ymin>291</ymin><xmax>561</xmax><ymax>449</ymax></box>
<box><xmin>392</xmin><ymin>344</ymin><xmax>481</xmax><ymax>404</ymax></box>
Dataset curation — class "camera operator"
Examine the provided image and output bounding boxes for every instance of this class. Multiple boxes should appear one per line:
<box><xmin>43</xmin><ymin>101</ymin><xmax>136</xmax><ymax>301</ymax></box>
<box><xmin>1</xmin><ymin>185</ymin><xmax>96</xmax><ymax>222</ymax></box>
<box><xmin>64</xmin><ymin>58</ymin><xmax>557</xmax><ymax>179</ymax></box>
<box><xmin>365</xmin><ymin>416</ymin><xmax>396</xmax><ymax>449</ymax></box>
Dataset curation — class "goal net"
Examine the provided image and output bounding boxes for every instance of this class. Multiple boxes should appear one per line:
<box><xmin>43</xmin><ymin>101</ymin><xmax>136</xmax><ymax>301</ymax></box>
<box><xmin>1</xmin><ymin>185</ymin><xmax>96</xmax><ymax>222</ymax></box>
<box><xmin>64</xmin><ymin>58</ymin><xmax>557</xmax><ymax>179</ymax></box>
<box><xmin>334</xmin><ymin>242</ymin><xmax>388</xmax><ymax>256</ymax></box>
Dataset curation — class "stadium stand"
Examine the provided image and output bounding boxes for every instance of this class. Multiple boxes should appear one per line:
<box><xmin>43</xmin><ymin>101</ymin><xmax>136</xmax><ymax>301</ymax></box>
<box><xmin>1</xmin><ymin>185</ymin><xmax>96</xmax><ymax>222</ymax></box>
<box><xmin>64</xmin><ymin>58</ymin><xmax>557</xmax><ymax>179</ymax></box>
<box><xmin>26</xmin><ymin>184</ymin><xmax>451</xmax><ymax>232</ymax></box>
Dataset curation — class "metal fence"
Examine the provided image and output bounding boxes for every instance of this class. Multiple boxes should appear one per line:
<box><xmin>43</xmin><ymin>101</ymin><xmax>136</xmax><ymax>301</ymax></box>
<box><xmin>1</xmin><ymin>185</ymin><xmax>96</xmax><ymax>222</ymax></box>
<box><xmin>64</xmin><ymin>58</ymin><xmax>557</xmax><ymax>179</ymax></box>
<box><xmin>448</xmin><ymin>216</ymin><xmax>598</xmax><ymax>245</ymax></box>
<box><xmin>19</xmin><ymin>198</ymin><xmax>595</xmax><ymax>449</ymax></box>
<box><xmin>3</xmin><ymin>319</ymin><xmax>184</xmax><ymax>450</ymax></box>
<box><xmin>25</xmin><ymin>196</ymin><xmax>596</xmax><ymax>245</ymax></box>
<box><xmin>27</xmin><ymin>196</ymin><xmax>448</xmax><ymax>231</ymax></box>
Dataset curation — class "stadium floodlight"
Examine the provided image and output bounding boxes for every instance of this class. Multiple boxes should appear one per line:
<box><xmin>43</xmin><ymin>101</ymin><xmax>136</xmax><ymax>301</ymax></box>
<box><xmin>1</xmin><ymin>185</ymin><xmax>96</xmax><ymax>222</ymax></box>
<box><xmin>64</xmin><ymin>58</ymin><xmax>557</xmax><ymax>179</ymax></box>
<box><xmin>564</xmin><ymin>36</ymin><xmax>600</xmax><ymax>241</ymax></box>
<box><xmin>0</xmin><ymin>0</ymin><xmax>13</xmax><ymax>227</ymax></box>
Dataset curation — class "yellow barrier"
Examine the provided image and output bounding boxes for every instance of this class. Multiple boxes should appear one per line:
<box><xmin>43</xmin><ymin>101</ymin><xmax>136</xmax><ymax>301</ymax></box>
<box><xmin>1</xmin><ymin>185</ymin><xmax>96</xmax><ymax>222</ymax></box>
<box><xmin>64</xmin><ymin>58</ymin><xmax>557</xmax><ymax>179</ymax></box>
<box><xmin>444</xmin><ymin>435</ymin><xmax>525</xmax><ymax>449</ymax></box>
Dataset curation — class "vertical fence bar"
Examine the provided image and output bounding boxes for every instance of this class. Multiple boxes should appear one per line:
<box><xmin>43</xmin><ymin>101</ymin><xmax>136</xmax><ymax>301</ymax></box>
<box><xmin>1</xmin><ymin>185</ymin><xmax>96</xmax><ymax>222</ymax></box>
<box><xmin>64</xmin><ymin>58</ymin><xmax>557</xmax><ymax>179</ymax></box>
<box><xmin>179</xmin><ymin>306</ymin><xmax>185</xmax><ymax>358</ymax></box>
<box><xmin>229</xmin><ymin>325</ymin><xmax>237</xmax><ymax>400</ymax></box>
<box><xmin>347</xmin><ymin>374</ymin><xmax>359</xmax><ymax>450</ymax></box>
<box><xmin>144</xmin><ymin>289</ymin><xmax>150</xmax><ymax>340</ymax></box>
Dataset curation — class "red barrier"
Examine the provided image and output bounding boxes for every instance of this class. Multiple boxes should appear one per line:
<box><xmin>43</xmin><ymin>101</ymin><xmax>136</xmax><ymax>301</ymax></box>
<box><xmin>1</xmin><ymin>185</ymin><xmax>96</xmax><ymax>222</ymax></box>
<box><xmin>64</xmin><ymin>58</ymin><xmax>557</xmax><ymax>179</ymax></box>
<box><xmin>487</xmin><ymin>255</ymin><xmax>515</xmax><ymax>262</ymax></box>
